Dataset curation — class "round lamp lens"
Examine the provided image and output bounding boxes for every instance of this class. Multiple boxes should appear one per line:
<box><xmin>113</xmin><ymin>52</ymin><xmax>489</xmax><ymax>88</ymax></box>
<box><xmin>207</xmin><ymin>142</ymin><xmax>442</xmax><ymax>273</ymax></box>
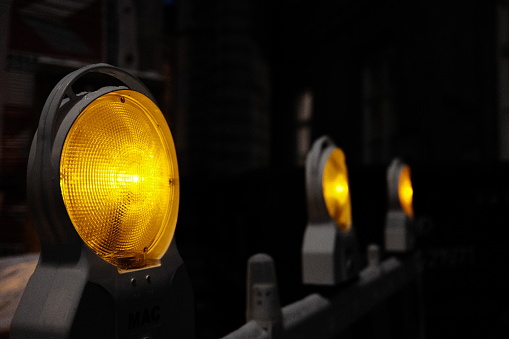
<box><xmin>322</xmin><ymin>148</ymin><xmax>352</xmax><ymax>231</ymax></box>
<box><xmin>398</xmin><ymin>165</ymin><xmax>414</xmax><ymax>218</ymax></box>
<box><xmin>60</xmin><ymin>90</ymin><xmax>179</xmax><ymax>269</ymax></box>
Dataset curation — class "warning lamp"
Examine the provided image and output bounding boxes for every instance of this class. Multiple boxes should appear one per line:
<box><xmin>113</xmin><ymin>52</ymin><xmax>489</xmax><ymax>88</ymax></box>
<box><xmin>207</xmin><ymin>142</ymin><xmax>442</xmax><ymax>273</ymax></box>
<box><xmin>302</xmin><ymin>136</ymin><xmax>359</xmax><ymax>285</ymax></box>
<box><xmin>384</xmin><ymin>158</ymin><xmax>415</xmax><ymax>252</ymax></box>
<box><xmin>11</xmin><ymin>64</ymin><xmax>194</xmax><ymax>338</ymax></box>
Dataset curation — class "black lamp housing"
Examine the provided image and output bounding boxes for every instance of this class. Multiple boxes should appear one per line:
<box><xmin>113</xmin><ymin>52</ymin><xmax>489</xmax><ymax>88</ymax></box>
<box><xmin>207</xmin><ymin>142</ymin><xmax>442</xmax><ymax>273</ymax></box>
<box><xmin>11</xmin><ymin>63</ymin><xmax>194</xmax><ymax>339</ymax></box>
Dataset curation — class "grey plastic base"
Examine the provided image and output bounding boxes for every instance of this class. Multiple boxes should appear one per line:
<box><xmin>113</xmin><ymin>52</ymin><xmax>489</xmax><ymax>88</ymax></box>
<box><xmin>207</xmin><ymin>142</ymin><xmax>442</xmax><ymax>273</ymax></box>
<box><xmin>384</xmin><ymin>210</ymin><xmax>414</xmax><ymax>252</ymax></box>
<box><xmin>302</xmin><ymin>222</ymin><xmax>358</xmax><ymax>285</ymax></box>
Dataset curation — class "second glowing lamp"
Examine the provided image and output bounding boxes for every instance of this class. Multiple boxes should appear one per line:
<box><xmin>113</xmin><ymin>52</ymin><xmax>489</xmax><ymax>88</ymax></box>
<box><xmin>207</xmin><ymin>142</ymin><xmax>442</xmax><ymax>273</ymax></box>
<box><xmin>302</xmin><ymin>136</ymin><xmax>359</xmax><ymax>285</ymax></box>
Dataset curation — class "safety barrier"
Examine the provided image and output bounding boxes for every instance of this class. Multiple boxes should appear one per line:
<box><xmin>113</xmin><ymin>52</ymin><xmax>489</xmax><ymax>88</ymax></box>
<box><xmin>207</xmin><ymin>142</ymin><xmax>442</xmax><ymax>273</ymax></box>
<box><xmin>7</xmin><ymin>63</ymin><xmax>424</xmax><ymax>338</ymax></box>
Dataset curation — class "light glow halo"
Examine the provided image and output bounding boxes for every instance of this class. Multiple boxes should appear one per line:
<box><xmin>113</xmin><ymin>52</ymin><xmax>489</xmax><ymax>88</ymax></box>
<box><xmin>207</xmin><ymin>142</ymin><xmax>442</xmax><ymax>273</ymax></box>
<box><xmin>322</xmin><ymin>148</ymin><xmax>352</xmax><ymax>231</ymax></box>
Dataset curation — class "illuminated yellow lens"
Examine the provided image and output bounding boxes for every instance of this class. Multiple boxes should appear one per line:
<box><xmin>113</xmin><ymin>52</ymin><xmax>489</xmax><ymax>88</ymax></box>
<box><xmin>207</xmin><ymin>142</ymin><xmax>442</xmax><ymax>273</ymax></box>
<box><xmin>322</xmin><ymin>148</ymin><xmax>352</xmax><ymax>231</ymax></box>
<box><xmin>60</xmin><ymin>89</ymin><xmax>179</xmax><ymax>269</ymax></box>
<box><xmin>398</xmin><ymin>165</ymin><xmax>414</xmax><ymax>218</ymax></box>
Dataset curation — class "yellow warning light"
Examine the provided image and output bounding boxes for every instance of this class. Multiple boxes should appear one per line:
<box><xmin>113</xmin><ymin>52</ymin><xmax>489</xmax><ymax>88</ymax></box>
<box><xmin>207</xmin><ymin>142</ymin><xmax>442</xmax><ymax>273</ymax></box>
<box><xmin>322</xmin><ymin>148</ymin><xmax>352</xmax><ymax>231</ymax></box>
<box><xmin>303</xmin><ymin>136</ymin><xmax>359</xmax><ymax>285</ymax></box>
<box><xmin>12</xmin><ymin>64</ymin><xmax>194</xmax><ymax>339</ymax></box>
<box><xmin>398</xmin><ymin>165</ymin><xmax>414</xmax><ymax>218</ymax></box>
<box><xmin>60</xmin><ymin>90</ymin><xmax>179</xmax><ymax>269</ymax></box>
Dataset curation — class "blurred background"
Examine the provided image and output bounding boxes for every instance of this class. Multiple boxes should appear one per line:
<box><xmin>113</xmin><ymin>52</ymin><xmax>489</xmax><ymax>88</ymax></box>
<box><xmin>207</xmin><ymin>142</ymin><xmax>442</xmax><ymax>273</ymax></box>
<box><xmin>1</xmin><ymin>0</ymin><xmax>509</xmax><ymax>338</ymax></box>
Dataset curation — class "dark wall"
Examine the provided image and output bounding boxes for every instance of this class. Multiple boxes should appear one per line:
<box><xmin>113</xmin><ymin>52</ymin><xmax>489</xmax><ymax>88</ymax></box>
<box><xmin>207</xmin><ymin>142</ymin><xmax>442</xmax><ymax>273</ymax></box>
<box><xmin>174</xmin><ymin>1</ymin><xmax>506</xmax><ymax>338</ymax></box>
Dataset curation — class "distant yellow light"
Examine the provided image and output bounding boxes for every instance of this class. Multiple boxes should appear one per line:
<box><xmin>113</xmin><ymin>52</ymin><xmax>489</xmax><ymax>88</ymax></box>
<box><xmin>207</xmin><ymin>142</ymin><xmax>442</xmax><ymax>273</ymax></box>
<box><xmin>322</xmin><ymin>148</ymin><xmax>352</xmax><ymax>231</ymax></box>
<box><xmin>60</xmin><ymin>89</ymin><xmax>179</xmax><ymax>270</ymax></box>
<box><xmin>398</xmin><ymin>165</ymin><xmax>414</xmax><ymax>218</ymax></box>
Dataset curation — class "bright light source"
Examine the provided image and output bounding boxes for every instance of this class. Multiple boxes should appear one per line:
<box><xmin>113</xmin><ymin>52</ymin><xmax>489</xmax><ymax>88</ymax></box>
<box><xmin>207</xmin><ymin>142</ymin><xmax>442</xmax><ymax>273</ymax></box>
<box><xmin>322</xmin><ymin>148</ymin><xmax>352</xmax><ymax>231</ymax></box>
<box><xmin>60</xmin><ymin>89</ymin><xmax>178</xmax><ymax>270</ymax></box>
<box><xmin>11</xmin><ymin>64</ymin><xmax>194</xmax><ymax>338</ymax></box>
<box><xmin>302</xmin><ymin>136</ymin><xmax>359</xmax><ymax>285</ymax></box>
<box><xmin>398</xmin><ymin>164</ymin><xmax>414</xmax><ymax>219</ymax></box>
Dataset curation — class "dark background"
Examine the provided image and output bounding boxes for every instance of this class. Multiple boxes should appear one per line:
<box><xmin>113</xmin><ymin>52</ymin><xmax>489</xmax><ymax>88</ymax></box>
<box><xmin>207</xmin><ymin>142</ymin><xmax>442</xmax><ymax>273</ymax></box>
<box><xmin>1</xmin><ymin>0</ymin><xmax>509</xmax><ymax>338</ymax></box>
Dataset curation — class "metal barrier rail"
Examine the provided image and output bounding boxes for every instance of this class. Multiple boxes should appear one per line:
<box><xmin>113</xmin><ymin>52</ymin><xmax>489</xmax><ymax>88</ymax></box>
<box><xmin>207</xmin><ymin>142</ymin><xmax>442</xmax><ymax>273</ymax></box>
<box><xmin>222</xmin><ymin>251</ymin><xmax>423</xmax><ymax>339</ymax></box>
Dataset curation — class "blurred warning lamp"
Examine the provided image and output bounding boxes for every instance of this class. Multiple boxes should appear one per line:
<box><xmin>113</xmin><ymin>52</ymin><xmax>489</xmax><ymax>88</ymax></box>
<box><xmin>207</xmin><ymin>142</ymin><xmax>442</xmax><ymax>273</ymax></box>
<box><xmin>385</xmin><ymin>158</ymin><xmax>416</xmax><ymax>253</ymax></box>
<box><xmin>302</xmin><ymin>136</ymin><xmax>359</xmax><ymax>285</ymax></box>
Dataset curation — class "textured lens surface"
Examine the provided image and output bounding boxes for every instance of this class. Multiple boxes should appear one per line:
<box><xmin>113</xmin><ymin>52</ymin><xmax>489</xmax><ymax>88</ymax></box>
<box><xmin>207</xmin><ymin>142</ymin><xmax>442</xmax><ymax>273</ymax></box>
<box><xmin>398</xmin><ymin>165</ymin><xmax>414</xmax><ymax>218</ymax></box>
<box><xmin>60</xmin><ymin>90</ymin><xmax>178</xmax><ymax>268</ymax></box>
<box><xmin>322</xmin><ymin>148</ymin><xmax>352</xmax><ymax>231</ymax></box>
